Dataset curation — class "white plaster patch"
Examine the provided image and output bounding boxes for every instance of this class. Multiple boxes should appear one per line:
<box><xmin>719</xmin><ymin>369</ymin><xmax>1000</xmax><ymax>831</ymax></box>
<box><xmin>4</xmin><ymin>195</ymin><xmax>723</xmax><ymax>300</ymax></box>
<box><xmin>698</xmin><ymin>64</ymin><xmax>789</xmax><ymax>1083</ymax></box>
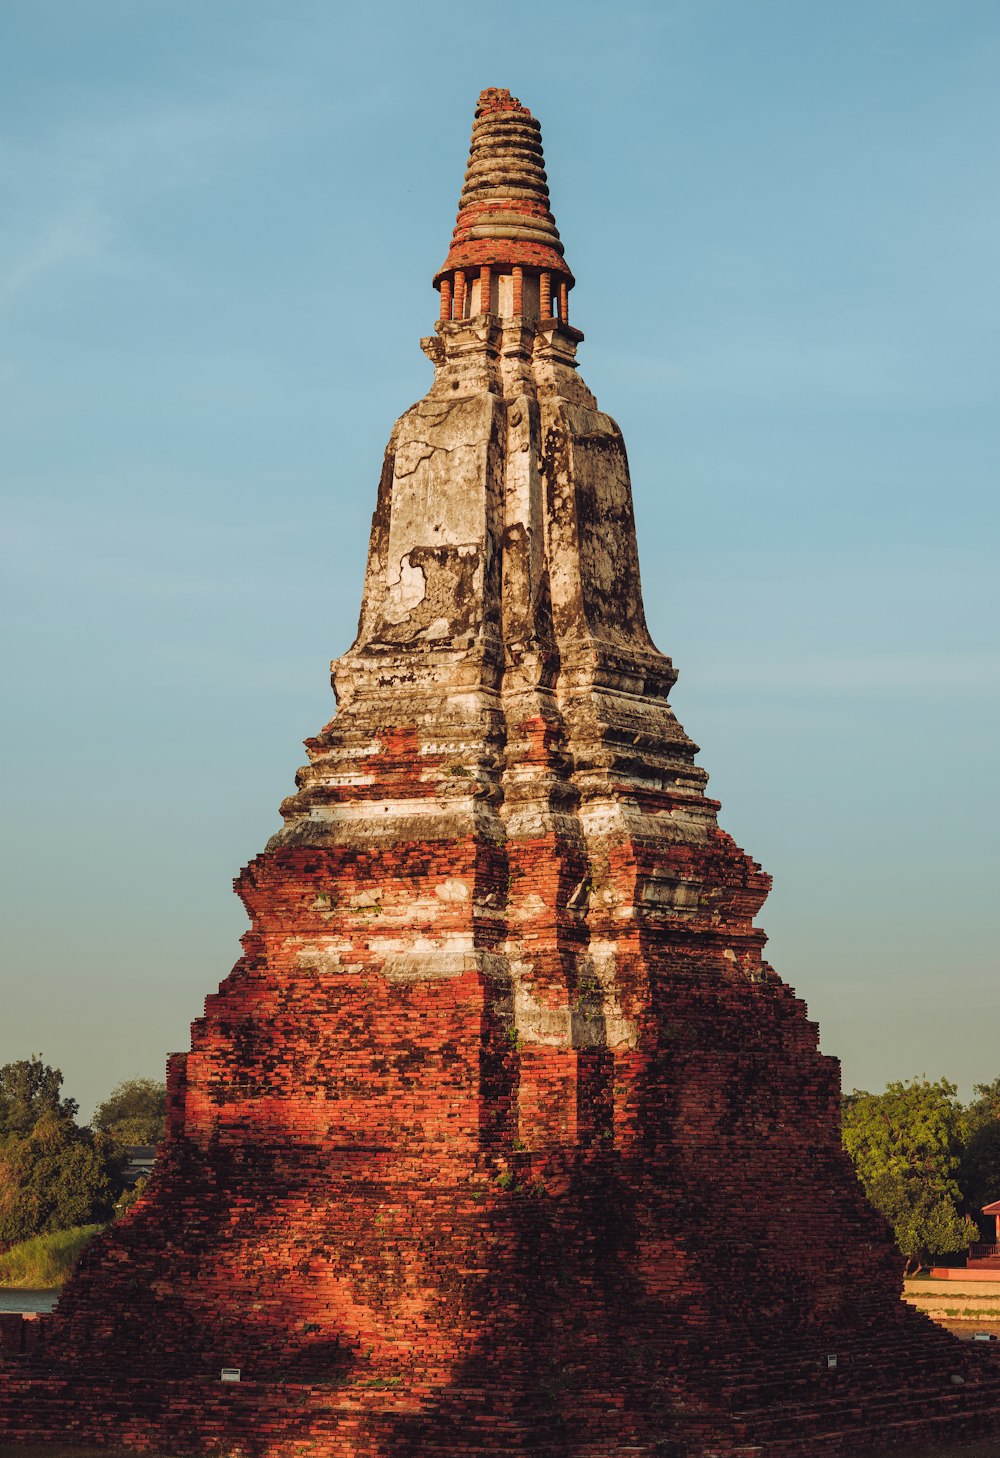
<box><xmin>383</xmin><ymin>554</ymin><xmax>427</xmax><ymax>624</ymax></box>
<box><xmin>512</xmin><ymin>986</ymin><xmax>571</xmax><ymax>1046</ymax></box>
<box><xmin>502</xmin><ymin>806</ymin><xmax>553</xmax><ymax>838</ymax></box>
<box><xmin>349</xmin><ymin>888</ymin><xmax>383</xmax><ymax>908</ymax></box>
<box><xmin>421</xmin><ymin>740</ymin><xmax>481</xmax><ymax>755</ymax></box>
<box><xmin>640</xmin><ymin>875</ymin><xmax>701</xmax><ymax>913</ymax></box>
<box><xmin>382</xmin><ymin>948</ymin><xmax>507</xmax><ymax>983</ymax></box>
<box><xmin>578</xmin><ymin>801</ymin><xmax>627</xmax><ymax>839</ymax></box>
<box><xmin>296</xmin><ymin>946</ymin><xmax>362</xmax><ymax>975</ymax></box>
<box><xmin>516</xmin><ymin>893</ymin><xmax>547</xmax><ymax>918</ymax></box>
<box><xmin>435</xmin><ymin>879</ymin><xmax>469</xmax><ymax>902</ymax></box>
<box><xmin>587</xmin><ymin>940</ymin><xmax>618</xmax><ymax>974</ymax></box>
<box><xmin>311</xmin><ymin>799</ymin><xmax>452</xmax><ymax>822</ymax></box>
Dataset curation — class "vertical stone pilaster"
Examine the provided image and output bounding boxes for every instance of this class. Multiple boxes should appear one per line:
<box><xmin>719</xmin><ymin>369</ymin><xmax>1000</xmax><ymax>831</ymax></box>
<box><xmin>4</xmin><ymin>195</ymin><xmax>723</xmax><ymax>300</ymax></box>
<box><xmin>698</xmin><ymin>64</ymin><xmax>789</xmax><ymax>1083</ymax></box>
<box><xmin>540</xmin><ymin>270</ymin><xmax>552</xmax><ymax>319</ymax></box>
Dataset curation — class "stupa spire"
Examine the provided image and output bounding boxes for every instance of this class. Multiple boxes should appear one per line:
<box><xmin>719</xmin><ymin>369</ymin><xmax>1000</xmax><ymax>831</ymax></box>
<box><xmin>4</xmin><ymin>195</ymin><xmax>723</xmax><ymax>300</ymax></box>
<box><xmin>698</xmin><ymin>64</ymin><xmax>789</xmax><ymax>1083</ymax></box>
<box><xmin>435</xmin><ymin>87</ymin><xmax>574</xmax><ymax>324</ymax></box>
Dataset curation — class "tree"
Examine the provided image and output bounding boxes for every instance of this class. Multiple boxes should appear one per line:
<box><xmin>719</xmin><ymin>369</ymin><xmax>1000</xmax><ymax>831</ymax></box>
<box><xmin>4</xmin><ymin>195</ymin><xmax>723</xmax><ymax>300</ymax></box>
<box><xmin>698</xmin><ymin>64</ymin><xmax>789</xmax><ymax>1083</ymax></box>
<box><xmin>863</xmin><ymin>1168</ymin><xmax>977</xmax><ymax>1275</ymax></box>
<box><xmin>0</xmin><ymin>1116</ymin><xmax>123</xmax><ymax>1247</ymax></box>
<box><xmin>0</xmin><ymin>1057</ymin><xmax>78</xmax><ymax>1138</ymax></box>
<box><xmin>960</xmin><ymin>1077</ymin><xmax>1000</xmax><ymax>1234</ymax></box>
<box><xmin>0</xmin><ymin>1057</ymin><xmax>126</xmax><ymax>1249</ymax></box>
<box><xmin>92</xmin><ymin>1078</ymin><xmax>166</xmax><ymax>1146</ymax></box>
<box><xmin>842</xmin><ymin>1077</ymin><xmax>978</xmax><ymax>1275</ymax></box>
<box><xmin>967</xmin><ymin>1077</ymin><xmax>1000</xmax><ymax>1125</ymax></box>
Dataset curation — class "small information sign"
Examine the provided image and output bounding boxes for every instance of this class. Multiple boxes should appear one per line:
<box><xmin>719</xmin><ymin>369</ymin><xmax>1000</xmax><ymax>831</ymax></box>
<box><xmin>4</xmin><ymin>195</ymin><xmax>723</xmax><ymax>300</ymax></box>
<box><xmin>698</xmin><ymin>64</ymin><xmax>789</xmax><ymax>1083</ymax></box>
<box><xmin>826</xmin><ymin>1354</ymin><xmax>838</xmax><ymax>1370</ymax></box>
<box><xmin>220</xmin><ymin>1367</ymin><xmax>241</xmax><ymax>1382</ymax></box>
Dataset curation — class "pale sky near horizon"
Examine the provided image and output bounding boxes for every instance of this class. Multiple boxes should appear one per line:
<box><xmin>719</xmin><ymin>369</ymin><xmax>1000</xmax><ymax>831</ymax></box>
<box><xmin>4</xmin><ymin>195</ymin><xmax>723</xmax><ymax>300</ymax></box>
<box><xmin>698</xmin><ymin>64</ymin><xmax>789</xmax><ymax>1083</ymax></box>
<box><xmin>2</xmin><ymin>1</ymin><xmax>997</xmax><ymax>1121</ymax></box>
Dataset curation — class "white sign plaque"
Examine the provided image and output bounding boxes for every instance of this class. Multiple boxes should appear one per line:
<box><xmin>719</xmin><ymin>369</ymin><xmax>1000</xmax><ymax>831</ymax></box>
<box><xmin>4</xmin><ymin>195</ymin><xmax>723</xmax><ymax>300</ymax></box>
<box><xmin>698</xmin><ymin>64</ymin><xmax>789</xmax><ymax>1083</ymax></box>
<box><xmin>221</xmin><ymin>1367</ymin><xmax>241</xmax><ymax>1382</ymax></box>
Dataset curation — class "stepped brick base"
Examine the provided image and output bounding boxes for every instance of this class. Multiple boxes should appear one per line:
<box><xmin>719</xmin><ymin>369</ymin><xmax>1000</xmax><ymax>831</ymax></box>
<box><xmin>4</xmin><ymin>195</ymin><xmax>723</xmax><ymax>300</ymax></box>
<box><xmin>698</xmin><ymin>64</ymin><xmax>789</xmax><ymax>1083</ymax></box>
<box><xmin>3</xmin><ymin>1315</ymin><xmax>999</xmax><ymax>1456</ymax></box>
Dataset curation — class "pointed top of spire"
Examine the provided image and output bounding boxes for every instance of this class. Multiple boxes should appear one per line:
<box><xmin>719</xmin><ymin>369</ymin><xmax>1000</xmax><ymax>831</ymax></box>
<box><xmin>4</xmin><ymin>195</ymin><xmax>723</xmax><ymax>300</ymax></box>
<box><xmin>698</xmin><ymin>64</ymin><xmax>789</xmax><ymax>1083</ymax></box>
<box><xmin>434</xmin><ymin>89</ymin><xmax>574</xmax><ymax>293</ymax></box>
<box><xmin>474</xmin><ymin>86</ymin><xmax>533</xmax><ymax>119</ymax></box>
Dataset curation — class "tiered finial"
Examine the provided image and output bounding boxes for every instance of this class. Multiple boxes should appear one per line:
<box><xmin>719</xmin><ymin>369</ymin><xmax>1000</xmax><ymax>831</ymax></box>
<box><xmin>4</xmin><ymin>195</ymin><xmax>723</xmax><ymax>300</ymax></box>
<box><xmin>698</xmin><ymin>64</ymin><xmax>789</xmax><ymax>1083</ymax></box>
<box><xmin>435</xmin><ymin>88</ymin><xmax>574</xmax><ymax>324</ymax></box>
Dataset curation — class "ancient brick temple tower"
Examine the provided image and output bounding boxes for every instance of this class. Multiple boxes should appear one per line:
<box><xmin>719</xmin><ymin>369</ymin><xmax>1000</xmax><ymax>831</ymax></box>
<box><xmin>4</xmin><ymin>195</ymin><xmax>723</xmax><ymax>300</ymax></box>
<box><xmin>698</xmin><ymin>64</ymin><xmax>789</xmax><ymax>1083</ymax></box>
<box><xmin>3</xmin><ymin>87</ymin><xmax>998</xmax><ymax>1458</ymax></box>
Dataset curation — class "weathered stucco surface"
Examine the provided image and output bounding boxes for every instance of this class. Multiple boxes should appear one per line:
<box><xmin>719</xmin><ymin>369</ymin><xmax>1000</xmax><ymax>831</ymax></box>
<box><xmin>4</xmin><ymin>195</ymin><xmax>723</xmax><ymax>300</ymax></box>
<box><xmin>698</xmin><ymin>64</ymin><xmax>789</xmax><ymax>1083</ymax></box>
<box><xmin>3</xmin><ymin>86</ymin><xmax>998</xmax><ymax>1458</ymax></box>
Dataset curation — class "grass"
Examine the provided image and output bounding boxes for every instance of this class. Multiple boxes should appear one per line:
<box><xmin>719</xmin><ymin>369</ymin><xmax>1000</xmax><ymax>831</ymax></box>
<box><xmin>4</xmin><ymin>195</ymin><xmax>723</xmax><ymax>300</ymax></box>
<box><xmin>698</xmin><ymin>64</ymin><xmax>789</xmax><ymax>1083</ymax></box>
<box><xmin>0</xmin><ymin>1225</ymin><xmax>104</xmax><ymax>1289</ymax></box>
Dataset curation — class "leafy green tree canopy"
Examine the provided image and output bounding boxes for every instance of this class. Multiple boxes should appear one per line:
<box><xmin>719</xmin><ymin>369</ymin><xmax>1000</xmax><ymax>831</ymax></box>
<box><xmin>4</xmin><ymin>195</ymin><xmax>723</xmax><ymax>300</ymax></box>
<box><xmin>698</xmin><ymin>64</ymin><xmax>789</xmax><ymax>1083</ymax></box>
<box><xmin>0</xmin><ymin>1056</ymin><xmax>78</xmax><ymax>1138</ymax></box>
<box><xmin>0</xmin><ymin>1115</ymin><xmax>123</xmax><ymax>1248</ymax></box>
<box><xmin>0</xmin><ymin>1057</ymin><xmax>125</xmax><ymax>1249</ymax></box>
<box><xmin>842</xmin><ymin>1077</ymin><xmax>977</xmax><ymax>1274</ymax></box>
<box><xmin>960</xmin><ymin>1077</ymin><xmax>1000</xmax><ymax>1231</ymax></box>
<box><xmin>967</xmin><ymin>1078</ymin><xmax>1000</xmax><ymax>1128</ymax></box>
<box><xmin>92</xmin><ymin>1078</ymin><xmax>166</xmax><ymax>1146</ymax></box>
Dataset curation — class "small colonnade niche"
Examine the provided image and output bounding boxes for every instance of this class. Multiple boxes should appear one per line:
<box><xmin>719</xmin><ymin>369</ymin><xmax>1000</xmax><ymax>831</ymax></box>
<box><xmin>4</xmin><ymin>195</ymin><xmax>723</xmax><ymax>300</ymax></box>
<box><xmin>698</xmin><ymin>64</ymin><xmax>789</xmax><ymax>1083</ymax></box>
<box><xmin>438</xmin><ymin>266</ymin><xmax>570</xmax><ymax>324</ymax></box>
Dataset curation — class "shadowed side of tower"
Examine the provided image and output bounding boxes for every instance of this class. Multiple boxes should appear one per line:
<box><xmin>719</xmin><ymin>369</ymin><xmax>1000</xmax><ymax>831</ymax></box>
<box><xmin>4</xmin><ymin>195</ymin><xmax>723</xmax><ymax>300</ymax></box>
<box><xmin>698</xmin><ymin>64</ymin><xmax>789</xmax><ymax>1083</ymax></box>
<box><xmin>1</xmin><ymin>88</ymin><xmax>998</xmax><ymax>1458</ymax></box>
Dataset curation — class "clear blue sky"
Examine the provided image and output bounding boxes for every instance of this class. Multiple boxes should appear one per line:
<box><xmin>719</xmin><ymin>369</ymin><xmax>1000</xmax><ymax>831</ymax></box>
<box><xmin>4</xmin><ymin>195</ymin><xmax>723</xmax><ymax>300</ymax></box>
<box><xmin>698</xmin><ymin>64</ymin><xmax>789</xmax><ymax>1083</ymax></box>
<box><xmin>2</xmin><ymin>1</ymin><xmax>997</xmax><ymax>1119</ymax></box>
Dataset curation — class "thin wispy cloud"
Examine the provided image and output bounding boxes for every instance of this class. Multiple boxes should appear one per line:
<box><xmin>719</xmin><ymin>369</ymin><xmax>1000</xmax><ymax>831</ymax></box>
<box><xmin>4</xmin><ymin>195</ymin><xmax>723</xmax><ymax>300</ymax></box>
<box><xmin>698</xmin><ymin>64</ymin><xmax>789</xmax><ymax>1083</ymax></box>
<box><xmin>0</xmin><ymin>201</ymin><xmax>114</xmax><ymax>304</ymax></box>
<box><xmin>0</xmin><ymin>78</ymin><xmax>309</xmax><ymax>313</ymax></box>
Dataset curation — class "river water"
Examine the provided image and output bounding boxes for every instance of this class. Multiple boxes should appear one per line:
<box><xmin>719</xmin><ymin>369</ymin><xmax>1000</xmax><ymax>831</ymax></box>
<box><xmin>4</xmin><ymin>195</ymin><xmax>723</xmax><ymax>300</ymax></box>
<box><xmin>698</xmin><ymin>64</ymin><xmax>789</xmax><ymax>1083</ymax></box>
<box><xmin>0</xmin><ymin>1288</ymin><xmax>59</xmax><ymax>1313</ymax></box>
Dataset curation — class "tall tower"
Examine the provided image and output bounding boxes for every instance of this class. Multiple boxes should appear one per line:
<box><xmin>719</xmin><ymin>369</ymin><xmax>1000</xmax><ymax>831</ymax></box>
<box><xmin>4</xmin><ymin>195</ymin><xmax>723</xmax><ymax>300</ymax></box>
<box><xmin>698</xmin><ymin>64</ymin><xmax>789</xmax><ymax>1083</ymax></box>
<box><xmin>3</xmin><ymin>87</ymin><xmax>997</xmax><ymax>1458</ymax></box>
